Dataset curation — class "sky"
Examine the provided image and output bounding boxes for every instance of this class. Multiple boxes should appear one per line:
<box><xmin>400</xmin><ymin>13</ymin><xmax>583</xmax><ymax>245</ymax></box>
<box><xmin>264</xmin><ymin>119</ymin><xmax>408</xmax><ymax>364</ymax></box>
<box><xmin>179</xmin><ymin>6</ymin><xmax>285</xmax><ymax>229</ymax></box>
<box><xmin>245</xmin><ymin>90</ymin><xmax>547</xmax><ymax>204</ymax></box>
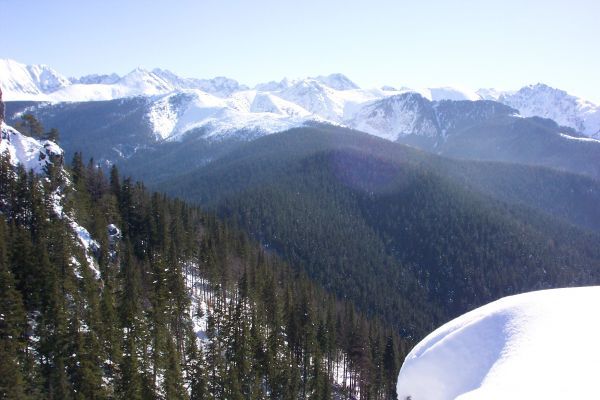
<box><xmin>1</xmin><ymin>0</ymin><xmax>599</xmax><ymax>102</ymax></box>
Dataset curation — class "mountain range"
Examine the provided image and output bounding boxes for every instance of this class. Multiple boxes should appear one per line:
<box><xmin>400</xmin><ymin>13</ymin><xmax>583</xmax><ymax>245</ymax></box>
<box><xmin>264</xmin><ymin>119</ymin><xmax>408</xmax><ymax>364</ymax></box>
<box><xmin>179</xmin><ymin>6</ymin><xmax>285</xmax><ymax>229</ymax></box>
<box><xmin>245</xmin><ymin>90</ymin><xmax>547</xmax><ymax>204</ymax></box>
<box><xmin>2</xmin><ymin>58</ymin><xmax>599</xmax><ymax>142</ymax></box>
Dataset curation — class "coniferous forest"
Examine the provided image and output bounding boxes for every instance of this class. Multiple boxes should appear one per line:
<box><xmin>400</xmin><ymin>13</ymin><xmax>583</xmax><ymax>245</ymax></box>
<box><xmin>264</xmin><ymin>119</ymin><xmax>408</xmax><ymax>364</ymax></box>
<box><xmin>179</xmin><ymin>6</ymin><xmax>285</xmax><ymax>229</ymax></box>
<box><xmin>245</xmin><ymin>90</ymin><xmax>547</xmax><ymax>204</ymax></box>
<box><xmin>161</xmin><ymin>128</ymin><xmax>600</xmax><ymax>337</ymax></box>
<box><xmin>0</xmin><ymin>149</ymin><xmax>406</xmax><ymax>399</ymax></box>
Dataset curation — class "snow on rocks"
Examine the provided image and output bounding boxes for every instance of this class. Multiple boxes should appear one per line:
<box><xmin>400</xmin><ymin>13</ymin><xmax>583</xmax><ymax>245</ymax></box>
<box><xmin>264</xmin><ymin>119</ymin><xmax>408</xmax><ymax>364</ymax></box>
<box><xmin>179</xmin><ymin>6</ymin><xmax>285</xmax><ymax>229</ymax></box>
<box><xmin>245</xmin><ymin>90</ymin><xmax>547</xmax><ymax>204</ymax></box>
<box><xmin>0</xmin><ymin>122</ymin><xmax>64</xmax><ymax>173</ymax></box>
<box><xmin>107</xmin><ymin>223</ymin><xmax>121</xmax><ymax>242</ymax></box>
<box><xmin>396</xmin><ymin>286</ymin><xmax>600</xmax><ymax>400</ymax></box>
<box><xmin>48</xmin><ymin>184</ymin><xmax>102</xmax><ymax>280</ymax></box>
<box><xmin>70</xmin><ymin>220</ymin><xmax>101</xmax><ymax>279</ymax></box>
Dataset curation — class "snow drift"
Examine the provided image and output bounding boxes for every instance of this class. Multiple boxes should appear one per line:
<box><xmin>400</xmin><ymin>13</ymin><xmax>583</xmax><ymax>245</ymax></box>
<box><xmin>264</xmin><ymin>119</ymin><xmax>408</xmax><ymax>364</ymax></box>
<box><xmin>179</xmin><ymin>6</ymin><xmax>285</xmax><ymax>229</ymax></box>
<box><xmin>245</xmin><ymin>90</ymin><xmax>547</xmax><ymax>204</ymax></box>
<box><xmin>396</xmin><ymin>286</ymin><xmax>600</xmax><ymax>400</ymax></box>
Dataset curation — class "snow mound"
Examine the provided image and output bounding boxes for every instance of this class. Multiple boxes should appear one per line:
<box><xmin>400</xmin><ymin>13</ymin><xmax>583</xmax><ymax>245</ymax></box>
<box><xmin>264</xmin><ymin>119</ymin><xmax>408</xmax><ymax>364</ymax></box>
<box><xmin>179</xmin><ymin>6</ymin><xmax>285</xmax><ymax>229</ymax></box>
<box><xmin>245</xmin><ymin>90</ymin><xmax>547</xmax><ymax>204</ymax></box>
<box><xmin>396</xmin><ymin>286</ymin><xmax>600</xmax><ymax>400</ymax></box>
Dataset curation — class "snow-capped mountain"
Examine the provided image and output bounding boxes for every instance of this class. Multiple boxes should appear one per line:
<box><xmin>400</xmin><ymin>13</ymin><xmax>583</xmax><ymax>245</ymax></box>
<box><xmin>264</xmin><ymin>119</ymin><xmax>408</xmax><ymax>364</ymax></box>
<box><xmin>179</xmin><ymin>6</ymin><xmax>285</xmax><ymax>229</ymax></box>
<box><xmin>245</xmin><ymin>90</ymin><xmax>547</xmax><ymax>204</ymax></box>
<box><xmin>351</xmin><ymin>93</ymin><xmax>439</xmax><ymax>141</ymax></box>
<box><xmin>0</xmin><ymin>59</ymin><xmax>250</xmax><ymax>102</ymax></box>
<box><xmin>488</xmin><ymin>84</ymin><xmax>600</xmax><ymax>138</ymax></box>
<box><xmin>2</xmin><ymin>58</ymin><xmax>600</xmax><ymax>142</ymax></box>
<box><xmin>0</xmin><ymin>58</ymin><xmax>70</xmax><ymax>100</ymax></box>
<box><xmin>145</xmin><ymin>89</ymin><xmax>314</xmax><ymax>141</ymax></box>
<box><xmin>152</xmin><ymin>68</ymin><xmax>248</xmax><ymax>97</ymax></box>
<box><xmin>254</xmin><ymin>78</ymin><xmax>294</xmax><ymax>92</ymax></box>
<box><xmin>313</xmin><ymin>73</ymin><xmax>359</xmax><ymax>90</ymax></box>
<box><xmin>349</xmin><ymin>93</ymin><xmax>516</xmax><ymax>141</ymax></box>
<box><xmin>396</xmin><ymin>286</ymin><xmax>600</xmax><ymax>400</ymax></box>
<box><xmin>71</xmin><ymin>73</ymin><xmax>121</xmax><ymax>85</ymax></box>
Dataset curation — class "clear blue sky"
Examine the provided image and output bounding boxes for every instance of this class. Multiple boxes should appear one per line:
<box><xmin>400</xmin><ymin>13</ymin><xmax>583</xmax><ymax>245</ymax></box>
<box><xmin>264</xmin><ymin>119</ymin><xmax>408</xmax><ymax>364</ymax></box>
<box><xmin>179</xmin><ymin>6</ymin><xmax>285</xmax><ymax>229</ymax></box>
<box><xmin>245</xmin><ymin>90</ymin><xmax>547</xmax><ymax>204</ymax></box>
<box><xmin>2</xmin><ymin>0</ymin><xmax>599</xmax><ymax>102</ymax></box>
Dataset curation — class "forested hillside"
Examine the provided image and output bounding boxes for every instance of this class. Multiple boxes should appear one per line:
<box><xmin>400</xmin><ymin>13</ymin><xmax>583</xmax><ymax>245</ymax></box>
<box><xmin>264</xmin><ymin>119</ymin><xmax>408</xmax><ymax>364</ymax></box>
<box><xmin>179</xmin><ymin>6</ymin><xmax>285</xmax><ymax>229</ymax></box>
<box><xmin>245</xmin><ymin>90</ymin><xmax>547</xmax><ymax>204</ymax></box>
<box><xmin>0</xmin><ymin>145</ymin><xmax>406</xmax><ymax>399</ymax></box>
<box><xmin>162</xmin><ymin>127</ymin><xmax>600</xmax><ymax>336</ymax></box>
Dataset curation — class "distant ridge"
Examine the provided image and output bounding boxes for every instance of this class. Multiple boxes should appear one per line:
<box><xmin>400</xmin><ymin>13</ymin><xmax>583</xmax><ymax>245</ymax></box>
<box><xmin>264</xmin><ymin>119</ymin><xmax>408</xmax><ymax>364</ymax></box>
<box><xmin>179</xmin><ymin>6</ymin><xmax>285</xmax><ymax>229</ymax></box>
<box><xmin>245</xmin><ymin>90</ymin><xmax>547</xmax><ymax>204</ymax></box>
<box><xmin>2</xmin><ymin>58</ymin><xmax>599</xmax><ymax>139</ymax></box>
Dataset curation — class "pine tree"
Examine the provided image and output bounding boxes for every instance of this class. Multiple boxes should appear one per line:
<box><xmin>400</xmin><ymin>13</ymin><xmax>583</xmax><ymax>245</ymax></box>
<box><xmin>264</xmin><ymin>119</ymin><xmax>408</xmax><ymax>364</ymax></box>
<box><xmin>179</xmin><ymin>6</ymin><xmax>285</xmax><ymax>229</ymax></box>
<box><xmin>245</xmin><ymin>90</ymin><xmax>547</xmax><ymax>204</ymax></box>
<box><xmin>109</xmin><ymin>165</ymin><xmax>120</xmax><ymax>199</ymax></box>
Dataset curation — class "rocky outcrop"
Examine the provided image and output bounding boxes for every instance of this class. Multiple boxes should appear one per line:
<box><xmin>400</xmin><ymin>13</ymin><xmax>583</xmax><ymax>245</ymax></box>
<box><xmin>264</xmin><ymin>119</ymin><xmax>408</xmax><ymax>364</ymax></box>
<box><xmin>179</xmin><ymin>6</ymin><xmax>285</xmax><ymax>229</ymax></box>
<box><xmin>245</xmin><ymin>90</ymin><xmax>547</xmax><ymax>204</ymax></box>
<box><xmin>1</xmin><ymin>122</ymin><xmax>64</xmax><ymax>172</ymax></box>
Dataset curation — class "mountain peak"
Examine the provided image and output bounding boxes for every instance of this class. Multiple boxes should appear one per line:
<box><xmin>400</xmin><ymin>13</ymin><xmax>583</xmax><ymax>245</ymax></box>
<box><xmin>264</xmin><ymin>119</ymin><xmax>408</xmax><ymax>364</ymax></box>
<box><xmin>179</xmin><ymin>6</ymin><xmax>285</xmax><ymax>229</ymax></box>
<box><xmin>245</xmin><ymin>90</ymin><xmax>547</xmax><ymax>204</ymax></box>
<box><xmin>71</xmin><ymin>73</ymin><xmax>121</xmax><ymax>85</ymax></box>
<box><xmin>0</xmin><ymin>59</ymin><xmax>69</xmax><ymax>98</ymax></box>
<box><xmin>313</xmin><ymin>73</ymin><xmax>359</xmax><ymax>90</ymax></box>
<box><xmin>130</xmin><ymin>66</ymin><xmax>151</xmax><ymax>74</ymax></box>
<box><xmin>118</xmin><ymin>68</ymin><xmax>174</xmax><ymax>93</ymax></box>
<box><xmin>522</xmin><ymin>82</ymin><xmax>566</xmax><ymax>95</ymax></box>
<box><xmin>500</xmin><ymin>83</ymin><xmax>600</xmax><ymax>136</ymax></box>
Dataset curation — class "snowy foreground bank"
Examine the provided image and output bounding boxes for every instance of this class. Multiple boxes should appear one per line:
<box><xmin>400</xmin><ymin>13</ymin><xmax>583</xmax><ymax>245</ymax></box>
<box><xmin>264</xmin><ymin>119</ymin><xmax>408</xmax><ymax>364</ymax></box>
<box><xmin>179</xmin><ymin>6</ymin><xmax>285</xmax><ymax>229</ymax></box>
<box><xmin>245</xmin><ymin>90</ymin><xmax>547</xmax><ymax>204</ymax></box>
<box><xmin>397</xmin><ymin>286</ymin><xmax>600</xmax><ymax>400</ymax></box>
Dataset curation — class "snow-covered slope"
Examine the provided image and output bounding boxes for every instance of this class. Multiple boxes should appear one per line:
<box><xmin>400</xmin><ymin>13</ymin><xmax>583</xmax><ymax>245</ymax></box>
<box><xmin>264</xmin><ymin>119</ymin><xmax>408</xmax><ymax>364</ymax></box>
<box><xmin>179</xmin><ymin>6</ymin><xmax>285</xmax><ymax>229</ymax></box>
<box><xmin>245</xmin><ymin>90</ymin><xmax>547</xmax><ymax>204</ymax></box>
<box><xmin>396</xmin><ymin>286</ymin><xmax>600</xmax><ymax>400</ymax></box>
<box><xmin>350</xmin><ymin>93</ymin><xmax>438</xmax><ymax>141</ymax></box>
<box><xmin>415</xmin><ymin>86</ymin><xmax>482</xmax><ymax>101</ymax></box>
<box><xmin>0</xmin><ymin>122</ymin><xmax>63</xmax><ymax>173</ymax></box>
<box><xmin>349</xmin><ymin>93</ymin><xmax>517</xmax><ymax>141</ymax></box>
<box><xmin>146</xmin><ymin>90</ymin><xmax>314</xmax><ymax>141</ymax></box>
<box><xmin>49</xmin><ymin>68</ymin><xmax>176</xmax><ymax>102</ymax></box>
<box><xmin>492</xmin><ymin>84</ymin><xmax>600</xmax><ymax>138</ymax></box>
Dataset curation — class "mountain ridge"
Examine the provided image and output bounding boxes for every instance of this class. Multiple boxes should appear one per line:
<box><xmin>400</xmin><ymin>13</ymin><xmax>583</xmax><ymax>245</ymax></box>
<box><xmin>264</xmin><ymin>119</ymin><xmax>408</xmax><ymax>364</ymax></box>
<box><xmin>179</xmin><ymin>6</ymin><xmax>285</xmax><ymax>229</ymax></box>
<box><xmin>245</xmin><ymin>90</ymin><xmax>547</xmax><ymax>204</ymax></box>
<box><xmin>3</xmin><ymin>58</ymin><xmax>599</xmax><ymax>140</ymax></box>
